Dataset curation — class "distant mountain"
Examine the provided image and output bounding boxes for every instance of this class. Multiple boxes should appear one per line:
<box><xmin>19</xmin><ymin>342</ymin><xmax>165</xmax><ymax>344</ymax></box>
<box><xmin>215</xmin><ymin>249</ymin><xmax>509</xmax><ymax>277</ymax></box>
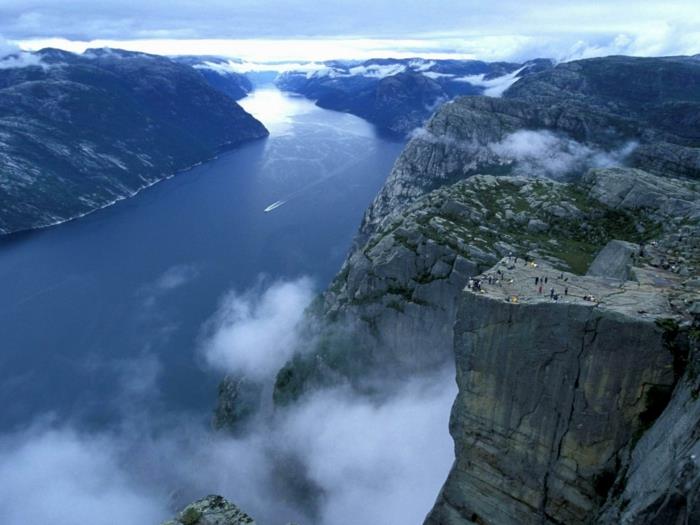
<box><xmin>276</xmin><ymin>57</ymin><xmax>553</xmax><ymax>135</ymax></box>
<box><xmin>0</xmin><ymin>47</ymin><xmax>268</xmax><ymax>235</ymax></box>
<box><xmin>172</xmin><ymin>55</ymin><xmax>253</xmax><ymax>100</ymax></box>
<box><xmin>505</xmin><ymin>55</ymin><xmax>700</xmax><ymax>179</ymax></box>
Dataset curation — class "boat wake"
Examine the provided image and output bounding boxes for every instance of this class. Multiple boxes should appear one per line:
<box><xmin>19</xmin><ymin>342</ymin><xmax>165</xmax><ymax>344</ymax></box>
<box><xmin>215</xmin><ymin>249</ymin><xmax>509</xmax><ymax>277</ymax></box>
<box><xmin>263</xmin><ymin>200</ymin><xmax>286</xmax><ymax>212</ymax></box>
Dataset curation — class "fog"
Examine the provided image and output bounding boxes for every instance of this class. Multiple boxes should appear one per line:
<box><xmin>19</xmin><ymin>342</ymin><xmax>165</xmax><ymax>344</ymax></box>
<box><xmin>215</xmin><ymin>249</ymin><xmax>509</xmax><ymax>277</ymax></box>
<box><xmin>411</xmin><ymin>127</ymin><xmax>637</xmax><ymax>180</ymax></box>
<box><xmin>0</xmin><ymin>278</ymin><xmax>456</xmax><ymax>525</ymax></box>
<box><xmin>455</xmin><ymin>66</ymin><xmax>526</xmax><ymax>97</ymax></box>
<box><xmin>489</xmin><ymin>130</ymin><xmax>638</xmax><ymax>179</ymax></box>
<box><xmin>201</xmin><ymin>277</ymin><xmax>315</xmax><ymax>381</ymax></box>
<box><xmin>0</xmin><ymin>41</ymin><xmax>45</xmax><ymax>69</ymax></box>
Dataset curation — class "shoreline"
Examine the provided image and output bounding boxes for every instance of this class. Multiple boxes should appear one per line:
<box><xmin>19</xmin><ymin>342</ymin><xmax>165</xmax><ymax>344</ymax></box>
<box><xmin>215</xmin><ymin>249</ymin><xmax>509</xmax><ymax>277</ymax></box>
<box><xmin>0</xmin><ymin>135</ymin><xmax>268</xmax><ymax>242</ymax></box>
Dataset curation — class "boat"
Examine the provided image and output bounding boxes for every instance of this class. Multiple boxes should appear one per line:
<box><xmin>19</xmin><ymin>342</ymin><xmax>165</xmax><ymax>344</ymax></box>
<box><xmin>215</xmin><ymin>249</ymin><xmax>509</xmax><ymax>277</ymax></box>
<box><xmin>264</xmin><ymin>200</ymin><xmax>285</xmax><ymax>213</ymax></box>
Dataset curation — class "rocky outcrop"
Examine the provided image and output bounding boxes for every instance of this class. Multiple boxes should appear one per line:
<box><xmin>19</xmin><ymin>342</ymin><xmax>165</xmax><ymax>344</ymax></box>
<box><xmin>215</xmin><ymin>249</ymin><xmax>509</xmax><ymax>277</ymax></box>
<box><xmin>272</xmin><ymin>170</ymin><xmax>698</xmax><ymax>404</ymax></box>
<box><xmin>581</xmin><ymin>167</ymin><xmax>700</xmax><ymax>222</ymax></box>
<box><xmin>426</xmin><ymin>259</ymin><xmax>693</xmax><ymax>525</ymax></box>
<box><xmin>162</xmin><ymin>495</ymin><xmax>255</xmax><ymax>525</ymax></box>
<box><xmin>0</xmin><ymin>47</ymin><xmax>268</xmax><ymax>235</ymax></box>
<box><xmin>212</xmin><ymin>375</ymin><xmax>262</xmax><ymax>433</ymax></box>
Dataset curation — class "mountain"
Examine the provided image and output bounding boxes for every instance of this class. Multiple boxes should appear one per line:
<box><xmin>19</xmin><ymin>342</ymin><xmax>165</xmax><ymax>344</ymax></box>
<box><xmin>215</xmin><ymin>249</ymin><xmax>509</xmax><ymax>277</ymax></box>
<box><xmin>172</xmin><ymin>55</ymin><xmax>253</xmax><ymax>100</ymax></box>
<box><xmin>0</xmin><ymin>47</ymin><xmax>268</xmax><ymax>235</ymax></box>
<box><xmin>276</xmin><ymin>57</ymin><xmax>553</xmax><ymax>135</ymax></box>
<box><xmin>243</xmin><ymin>54</ymin><xmax>700</xmax><ymax>523</ymax></box>
<box><xmin>162</xmin><ymin>495</ymin><xmax>256</xmax><ymax>525</ymax></box>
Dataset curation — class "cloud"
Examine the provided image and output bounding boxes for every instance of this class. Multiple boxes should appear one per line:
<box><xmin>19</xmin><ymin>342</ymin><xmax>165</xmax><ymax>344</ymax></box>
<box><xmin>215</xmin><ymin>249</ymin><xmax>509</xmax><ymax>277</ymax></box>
<box><xmin>455</xmin><ymin>65</ymin><xmax>527</xmax><ymax>97</ymax></box>
<box><xmin>0</xmin><ymin>278</ymin><xmax>457</xmax><ymax>525</ymax></box>
<box><xmin>0</xmin><ymin>425</ymin><xmax>168</xmax><ymax>525</ymax></box>
<box><xmin>0</xmin><ymin>35</ymin><xmax>19</xmax><ymax>57</ymax></box>
<box><xmin>153</xmin><ymin>264</ymin><xmax>199</xmax><ymax>292</ymax></box>
<box><xmin>0</xmin><ymin>52</ymin><xmax>44</xmax><ymax>69</ymax></box>
<box><xmin>201</xmin><ymin>277</ymin><xmax>315</xmax><ymax>381</ymax></box>
<box><xmin>489</xmin><ymin>130</ymin><xmax>638</xmax><ymax>179</ymax></box>
<box><xmin>0</xmin><ymin>34</ymin><xmax>44</xmax><ymax>68</ymax></box>
<box><xmin>138</xmin><ymin>264</ymin><xmax>199</xmax><ymax>311</ymax></box>
<box><xmin>280</xmin><ymin>378</ymin><xmax>456</xmax><ymax>525</ymax></box>
<box><xmin>5</xmin><ymin>3</ymin><xmax>700</xmax><ymax>62</ymax></box>
<box><xmin>0</xmin><ymin>376</ymin><xmax>455</xmax><ymax>525</ymax></box>
<box><xmin>408</xmin><ymin>127</ymin><xmax>638</xmax><ymax>181</ymax></box>
<box><xmin>195</xmin><ymin>59</ymin><xmax>328</xmax><ymax>74</ymax></box>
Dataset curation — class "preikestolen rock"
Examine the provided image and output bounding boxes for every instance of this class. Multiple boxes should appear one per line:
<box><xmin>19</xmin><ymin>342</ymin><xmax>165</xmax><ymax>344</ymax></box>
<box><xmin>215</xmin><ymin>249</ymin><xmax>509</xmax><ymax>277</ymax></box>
<box><xmin>425</xmin><ymin>258</ymin><xmax>691</xmax><ymax>525</ymax></box>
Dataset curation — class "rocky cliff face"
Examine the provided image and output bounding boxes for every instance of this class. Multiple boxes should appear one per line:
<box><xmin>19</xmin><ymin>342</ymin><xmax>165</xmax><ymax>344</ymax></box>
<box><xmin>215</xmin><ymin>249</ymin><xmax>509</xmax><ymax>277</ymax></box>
<box><xmin>599</xmin><ymin>328</ymin><xmax>700</xmax><ymax>524</ymax></box>
<box><xmin>272</xmin><ymin>168</ymin><xmax>699</xmax><ymax>405</ymax></box>
<box><xmin>0</xmin><ymin>47</ymin><xmax>268</xmax><ymax>235</ymax></box>
<box><xmin>425</xmin><ymin>259</ymin><xmax>695</xmax><ymax>525</ymax></box>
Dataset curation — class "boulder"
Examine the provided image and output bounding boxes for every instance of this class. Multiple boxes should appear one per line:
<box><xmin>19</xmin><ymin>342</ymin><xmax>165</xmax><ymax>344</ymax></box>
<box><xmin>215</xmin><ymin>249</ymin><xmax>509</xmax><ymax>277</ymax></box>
<box><xmin>587</xmin><ymin>239</ymin><xmax>640</xmax><ymax>281</ymax></box>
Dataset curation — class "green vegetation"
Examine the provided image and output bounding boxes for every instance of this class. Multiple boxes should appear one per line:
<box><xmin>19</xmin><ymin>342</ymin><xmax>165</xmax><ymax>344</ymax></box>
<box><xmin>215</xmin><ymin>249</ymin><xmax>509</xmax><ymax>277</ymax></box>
<box><xmin>180</xmin><ymin>507</ymin><xmax>202</xmax><ymax>525</ymax></box>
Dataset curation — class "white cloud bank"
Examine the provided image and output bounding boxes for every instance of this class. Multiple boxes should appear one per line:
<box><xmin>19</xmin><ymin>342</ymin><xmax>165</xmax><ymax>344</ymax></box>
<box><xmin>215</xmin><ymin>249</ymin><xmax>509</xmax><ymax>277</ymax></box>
<box><xmin>0</xmin><ymin>377</ymin><xmax>455</xmax><ymax>525</ymax></box>
<box><xmin>0</xmin><ymin>279</ymin><xmax>456</xmax><ymax>525</ymax></box>
<box><xmin>201</xmin><ymin>277</ymin><xmax>315</xmax><ymax>381</ymax></box>
<box><xmin>489</xmin><ymin>130</ymin><xmax>638</xmax><ymax>179</ymax></box>
<box><xmin>455</xmin><ymin>65</ymin><xmax>527</xmax><ymax>97</ymax></box>
<box><xmin>0</xmin><ymin>35</ymin><xmax>45</xmax><ymax>68</ymax></box>
<box><xmin>0</xmin><ymin>426</ymin><xmax>168</xmax><ymax>525</ymax></box>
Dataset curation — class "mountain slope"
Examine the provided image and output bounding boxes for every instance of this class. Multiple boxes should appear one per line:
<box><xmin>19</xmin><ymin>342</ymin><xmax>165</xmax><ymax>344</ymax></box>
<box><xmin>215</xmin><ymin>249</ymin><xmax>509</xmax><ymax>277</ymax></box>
<box><xmin>276</xmin><ymin>58</ymin><xmax>553</xmax><ymax>135</ymax></box>
<box><xmin>0</xmin><ymin>48</ymin><xmax>268</xmax><ymax>235</ymax></box>
<box><xmin>172</xmin><ymin>55</ymin><xmax>253</xmax><ymax>100</ymax></box>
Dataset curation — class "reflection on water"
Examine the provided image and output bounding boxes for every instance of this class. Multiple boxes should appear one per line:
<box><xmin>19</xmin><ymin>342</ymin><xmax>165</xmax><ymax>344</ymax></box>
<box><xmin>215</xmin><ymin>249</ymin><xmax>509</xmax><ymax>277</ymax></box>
<box><xmin>239</xmin><ymin>88</ymin><xmax>315</xmax><ymax>135</ymax></box>
<box><xmin>0</xmin><ymin>87</ymin><xmax>405</xmax><ymax>430</ymax></box>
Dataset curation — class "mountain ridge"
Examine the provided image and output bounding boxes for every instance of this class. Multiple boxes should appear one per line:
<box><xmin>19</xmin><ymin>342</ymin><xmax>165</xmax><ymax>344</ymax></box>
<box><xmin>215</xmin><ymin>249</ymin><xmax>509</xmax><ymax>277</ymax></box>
<box><xmin>0</xmin><ymin>47</ymin><xmax>268</xmax><ymax>235</ymax></box>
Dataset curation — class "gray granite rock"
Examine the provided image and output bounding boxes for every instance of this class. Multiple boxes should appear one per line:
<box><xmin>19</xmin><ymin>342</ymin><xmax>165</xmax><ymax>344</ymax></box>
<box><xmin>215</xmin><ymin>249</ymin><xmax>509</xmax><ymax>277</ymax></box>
<box><xmin>425</xmin><ymin>259</ymin><xmax>691</xmax><ymax>525</ymax></box>
<box><xmin>162</xmin><ymin>495</ymin><xmax>255</xmax><ymax>525</ymax></box>
<box><xmin>587</xmin><ymin>239</ymin><xmax>640</xmax><ymax>281</ymax></box>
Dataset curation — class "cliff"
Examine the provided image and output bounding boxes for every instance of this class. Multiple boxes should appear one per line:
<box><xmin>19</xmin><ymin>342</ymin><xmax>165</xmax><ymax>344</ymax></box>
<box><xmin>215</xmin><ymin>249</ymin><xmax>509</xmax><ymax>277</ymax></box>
<box><xmin>425</xmin><ymin>259</ymin><xmax>695</xmax><ymax>524</ymax></box>
<box><xmin>0</xmin><ymin>48</ymin><xmax>268</xmax><ymax>235</ymax></box>
<box><xmin>209</xmin><ymin>55</ymin><xmax>700</xmax><ymax>522</ymax></box>
<box><xmin>271</xmin><ymin>169</ymin><xmax>699</xmax><ymax>406</ymax></box>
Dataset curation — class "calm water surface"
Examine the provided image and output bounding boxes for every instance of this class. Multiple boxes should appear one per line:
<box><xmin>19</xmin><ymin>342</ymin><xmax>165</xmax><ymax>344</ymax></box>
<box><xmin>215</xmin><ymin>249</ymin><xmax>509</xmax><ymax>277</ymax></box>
<box><xmin>0</xmin><ymin>88</ymin><xmax>404</xmax><ymax>430</ymax></box>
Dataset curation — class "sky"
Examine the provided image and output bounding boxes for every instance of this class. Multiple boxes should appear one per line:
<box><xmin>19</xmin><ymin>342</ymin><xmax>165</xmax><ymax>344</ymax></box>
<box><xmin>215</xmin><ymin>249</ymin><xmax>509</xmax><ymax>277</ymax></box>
<box><xmin>1</xmin><ymin>0</ymin><xmax>699</xmax><ymax>62</ymax></box>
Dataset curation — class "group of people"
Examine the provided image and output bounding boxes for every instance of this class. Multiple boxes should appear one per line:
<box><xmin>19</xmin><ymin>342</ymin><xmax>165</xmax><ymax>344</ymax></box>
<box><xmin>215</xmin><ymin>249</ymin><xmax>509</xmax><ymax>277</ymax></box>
<box><xmin>466</xmin><ymin>257</ymin><xmax>581</xmax><ymax>303</ymax></box>
<box><xmin>535</xmin><ymin>274</ymin><xmax>568</xmax><ymax>300</ymax></box>
<box><xmin>467</xmin><ymin>268</ymin><xmax>513</xmax><ymax>293</ymax></box>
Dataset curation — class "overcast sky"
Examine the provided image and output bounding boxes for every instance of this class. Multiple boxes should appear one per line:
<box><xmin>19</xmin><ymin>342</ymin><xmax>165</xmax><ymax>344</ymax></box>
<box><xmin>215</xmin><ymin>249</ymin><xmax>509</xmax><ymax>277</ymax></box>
<box><xmin>2</xmin><ymin>0</ymin><xmax>700</xmax><ymax>61</ymax></box>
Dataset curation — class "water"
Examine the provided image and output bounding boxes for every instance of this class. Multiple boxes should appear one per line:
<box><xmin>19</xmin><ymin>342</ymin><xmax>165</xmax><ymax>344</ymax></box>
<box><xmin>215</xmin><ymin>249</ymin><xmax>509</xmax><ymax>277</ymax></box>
<box><xmin>0</xmin><ymin>88</ymin><xmax>405</xmax><ymax>431</ymax></box>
